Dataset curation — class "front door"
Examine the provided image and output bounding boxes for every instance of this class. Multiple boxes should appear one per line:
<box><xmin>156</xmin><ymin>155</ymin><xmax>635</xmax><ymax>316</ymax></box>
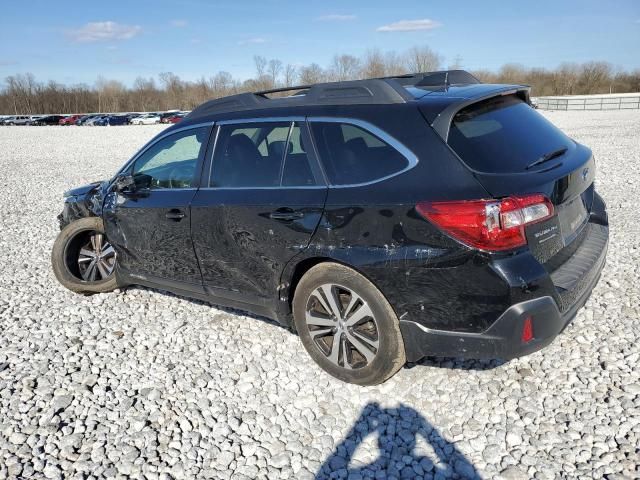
<box><xmin>190</xmin><ymin>119</ymin><xmax>327</xmax><ymax>307</ymax></box>
<box><xmin>104</xmin><ymin>125</ymin><xmax>211</xmax><ymax>286</ymax></box>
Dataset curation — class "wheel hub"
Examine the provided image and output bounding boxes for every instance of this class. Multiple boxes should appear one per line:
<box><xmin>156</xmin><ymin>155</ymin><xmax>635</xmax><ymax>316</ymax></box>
<box><xmin>77</xmin><ymin>232</ymin><xmax>116</xmax><ymax>282</ymax></box>
<box><xmin>305</xmin><ymin>283</ymin><xmax>379</xmax><ymax>370</ymax></box>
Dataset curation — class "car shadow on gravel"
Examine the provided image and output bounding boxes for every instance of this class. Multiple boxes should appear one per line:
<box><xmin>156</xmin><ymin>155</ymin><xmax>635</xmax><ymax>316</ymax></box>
<box><xmin>406</xmin><ymin>356</ymin><xmax>505</xmax><ymax>371</ymax></box>
<box><xmin>316</xmin><ymin>402</ymin><xmax>479</xmax><ymax>480</ymax></box>
<box><xmin>123</xmin><ymin>287</ymin><xmax>505</xmax><ymax>372</ymax></box>
<box><xmin>122</xmin><ymin>285</ymin><xmax>288</xmax><ymax>329</ymax></box>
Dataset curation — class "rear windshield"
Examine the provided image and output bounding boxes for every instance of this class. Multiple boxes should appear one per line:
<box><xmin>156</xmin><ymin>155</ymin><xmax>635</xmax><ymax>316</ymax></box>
<box><xmin>447</xmin><ymin>95</ymin><xmax>573</xmax><ymax>173</ymax></box>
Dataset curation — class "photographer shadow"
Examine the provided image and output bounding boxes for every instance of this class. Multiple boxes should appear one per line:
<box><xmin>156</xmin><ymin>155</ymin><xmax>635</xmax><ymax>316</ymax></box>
<box><xmin>316</xmin><ymin>402</ymin><xmax>479</xmax><ymax>480</ymax></box>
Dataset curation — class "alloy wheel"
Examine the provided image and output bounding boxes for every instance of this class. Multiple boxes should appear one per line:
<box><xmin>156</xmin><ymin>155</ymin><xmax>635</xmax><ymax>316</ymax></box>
<box><xmin>305</xmin><ymin>283</ymin><xmax>379</xmax><ymax>370</ymax></box>
<box><xmin>77</xmin><ymin>233</ymin><xmax>116</xmax><ymax>281</ymax></box>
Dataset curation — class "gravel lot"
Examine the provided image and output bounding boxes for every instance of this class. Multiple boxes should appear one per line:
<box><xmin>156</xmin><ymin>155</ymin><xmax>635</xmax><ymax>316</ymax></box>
<box><xmin>0</xmin><ymin>111</ymin><xmax>638</xmax><ymax>480</ymax></box>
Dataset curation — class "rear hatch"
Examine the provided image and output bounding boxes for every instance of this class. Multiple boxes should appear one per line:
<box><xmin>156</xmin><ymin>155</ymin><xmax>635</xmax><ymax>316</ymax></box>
<box><xmin>443</xmin><ymin>94</ymin><xmax>596</xmax><ymax>264</ymax></box>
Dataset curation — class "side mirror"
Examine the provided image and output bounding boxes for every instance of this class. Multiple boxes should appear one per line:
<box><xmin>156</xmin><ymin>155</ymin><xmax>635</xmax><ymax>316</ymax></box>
<box><xmin>114</xmin><ymin>174</ymin><xmax>136</xmax><ymax>194</ymax></box>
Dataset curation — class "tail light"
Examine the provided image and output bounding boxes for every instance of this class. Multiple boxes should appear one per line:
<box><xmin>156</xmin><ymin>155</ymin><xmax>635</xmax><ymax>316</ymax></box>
<box><xmin>416</xmin><ymin>194</ymin><xmax>554</xmax><ymax>251</ymax></box>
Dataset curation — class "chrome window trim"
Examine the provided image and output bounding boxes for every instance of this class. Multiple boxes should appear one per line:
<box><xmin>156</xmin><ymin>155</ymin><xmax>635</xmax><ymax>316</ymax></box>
<box><xmin>307</xmin><ymin>116</ymin><xmax>419</xmax><ymax>188</ymax></box>
<box><xmin>199</xmin><ymin>185</ymin><xmax>327</xmax><ymax>191</ymax></box>
<box><xmin>207</xmin><ymin>125</ymin><xmax>221</xmax><ymax>188</ymax></box>
<box><xmin>216</xmin><ymin>116</ymin><xmax>305</xmax><ymax>125</ymax></box>
<box><xmin>278</xmin><ymin>122</ymin><xmax>295</xmax><ymax>185</ymax></box>
<box><xmin>114</xmin><ymin>121</ymin><xmax>215</xmax><ymax>178</ymax></box>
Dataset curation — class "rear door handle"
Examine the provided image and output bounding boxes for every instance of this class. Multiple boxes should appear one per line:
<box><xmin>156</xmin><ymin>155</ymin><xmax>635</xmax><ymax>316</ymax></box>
<box><xmin>165</xmin><ymin>209</ymin><xmax>186</xmax><ymax>221</ymax></box>
<box><xmin>269</xmin><ymin>209</ymin><xmax>304</xmax><ymax>221</ymax></box>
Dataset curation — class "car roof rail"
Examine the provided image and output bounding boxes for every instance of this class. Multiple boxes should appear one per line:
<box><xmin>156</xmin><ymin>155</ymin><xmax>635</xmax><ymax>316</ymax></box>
<box><xmin>186</xmin><ymin>70</ymin><xmax>481</xmax><ymax>119</ymax></box>
<box><xmin>381</xmin><ymin>70</ymin><xmax>482</xmax><ymax>87</ymax></box>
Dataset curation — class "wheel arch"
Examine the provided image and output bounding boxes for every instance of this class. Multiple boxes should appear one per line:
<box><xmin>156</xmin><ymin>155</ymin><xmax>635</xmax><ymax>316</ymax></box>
<box><xmin>277</xmin><ymin>252</ymin><xmax>397</xmax><ymax>330</ymax></box>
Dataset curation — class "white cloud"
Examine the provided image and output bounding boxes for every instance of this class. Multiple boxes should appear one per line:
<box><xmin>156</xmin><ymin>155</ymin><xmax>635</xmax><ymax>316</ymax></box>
<box><xmin>238</xmin><ymin>37</ymin><xmax>267</xmax><ymax>46</ymax></box>
<box><xmin>171</xmin><ymin>19</ymin><xmax>188</xmax><ymax>28</ymax></box>
<box><xmin>66</xmin><ymin>21</ymin><xmax>142</xmax><ymax>43</ymax></box>
<box><xmin>377</xmin><ymin>19</ymin><xmax>442</xmax><ymax>32</ymax></box>
<box><xmin>316</xmin><ymin>14</ymin><xmax>356</xmax><ymax>22</ymax></box>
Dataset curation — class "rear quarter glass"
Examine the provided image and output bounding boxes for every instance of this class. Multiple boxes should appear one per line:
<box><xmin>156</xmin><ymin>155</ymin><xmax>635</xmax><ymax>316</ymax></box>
<box><xmin>447</xmin><ymin>95</ymin><xmax>574</xmax><ymax>173</ymax></box>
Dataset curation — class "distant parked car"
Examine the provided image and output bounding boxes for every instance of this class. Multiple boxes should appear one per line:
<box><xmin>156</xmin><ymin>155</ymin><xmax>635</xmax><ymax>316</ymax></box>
<box><xmin>94</xmin><ymin>115</ymin><xmax>129</xmax><ymax>126</ymax></box>
<box><xmin>84</xmin><ymin>115</ymin><xmax>107</xmax><ymax>126</ymax></box>
<box><xmin>160</xmin><ymin>111</ymin><xmax>181</xmax><ymax>123</ymax></box>
<box><xmin>5</xmin><ymin>115</ymin><xmax>34</xmax><ymax>125</ymax></box>
<box><xmin>123</xmin><ymin>113</ymin><xmax>142</xmax><ymax>124</ymax></box>
<box><xmin>130</xmin><ymin>114</ymin><xmax>161</xmax><ymax>125</ymax></box>
<box><xmin>60</xmin><ymin>115</ymin><xmax>83</xmax><ymax>126</ymax></box>
<box><xmin>75</xmin><ymin>115</ymin><xmax>96</xmax><ymax>126</ymax></box>
<box><xmin>167</xmin><ymin>113</ymin><xmax>186</xmax><ymax>124</ymax></box>
<box><xmin>0</xmin><ymin>116</ymin><xmax>16</xmax><ymax>125</ymax></box>
<box><xmin>29</xmin><ymin>115</ymin><xmax>64</xmax><ymax>126</ymax></box>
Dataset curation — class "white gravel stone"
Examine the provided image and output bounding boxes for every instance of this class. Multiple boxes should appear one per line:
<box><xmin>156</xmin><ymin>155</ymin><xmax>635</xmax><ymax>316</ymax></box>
<box><xmin>0</xmin><ymin>112</ymin><xmax>639</xmax><ymax>479</ymax></box>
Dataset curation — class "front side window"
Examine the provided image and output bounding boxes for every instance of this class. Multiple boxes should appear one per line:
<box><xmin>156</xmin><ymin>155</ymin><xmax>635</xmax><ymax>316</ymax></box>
<box><xmin>132</xmin><ymin>127</ymin><xmax>209</xmax><ymax>189</ymax></box>
<box><xmin>210</xmin><ymin>121</ymin><xmax>317</xmax><ymax>188</ymax></box>
<box><xmin>310</xmin><ymin>122</ymin><xmax>409</xmax><ymax>185</ymax></box>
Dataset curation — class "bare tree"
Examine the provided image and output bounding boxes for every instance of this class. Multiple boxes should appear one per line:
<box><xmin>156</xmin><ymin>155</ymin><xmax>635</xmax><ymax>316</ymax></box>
<box><xmin>331</xmin><ymin>54</ymin><xmax>360</xmax><ymax>81</ymax></box>
<box><xmin>361</xmin><ymin>49</ymin><xmax>386</xmax><ymax>78</ymax></box>
<box><xmin>405</xmin><ymin>46</ymin><xmax>442</xmax><ymax>73</ymax></box>
<box><xmin>267</xmin><ymin>59</ymin><xmax>283</xmax><ymax>86</ymax></box>
<box><xmin>254</xmin><ymin>55</ymin><xmax>267</xmax><ymax>77</ymax></box>
<box><xmin>210</xmin><ymin>71</ymin><xmax>235</xmax><ymax>97</ymax></box>
<box><xmin>578</xmin><ymin>61</ymin><xmax>613</xmax><ymax>94</ymax></box>
<box><xmin>384</xmin><ymin>51</ymin><xmax>407</xmax><ymax>76</ymax></box>
<box><xmin>299</xmin><ymin>63</ymin><xmax>325</xmax><ymax>85</ymax></box>
<box><xmin>133</xmin><ymin>77</ymin><xmax>158</xmax><ymax>111</ymax></box>
<box><xmin>497</xmin><ymin>63</ymin><xmax>527</xmax><ymax>84</ymax></box>
<box><xmin>284</xmin><ymin>64</ymin><xmax>297</xmax><ymax>87</ymax></box>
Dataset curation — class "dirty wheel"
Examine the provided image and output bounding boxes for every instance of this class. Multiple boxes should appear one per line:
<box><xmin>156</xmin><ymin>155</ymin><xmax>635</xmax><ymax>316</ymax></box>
<box><xmin>293</xmin><ymin>262</ymin><xmax>406</xmax><ymax>385</ymax></box>
<box><xmin>51</xmin><ymin>217</ymin><xmax>121</xmax><ymax>294</ymax></box>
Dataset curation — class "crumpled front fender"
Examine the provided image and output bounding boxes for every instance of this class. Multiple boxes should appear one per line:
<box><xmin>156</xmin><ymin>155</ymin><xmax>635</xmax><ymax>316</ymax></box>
<box><xmin>58</xmin><ymin>181</ymin><xmax>107</xmax><ymax>229</ymax></box>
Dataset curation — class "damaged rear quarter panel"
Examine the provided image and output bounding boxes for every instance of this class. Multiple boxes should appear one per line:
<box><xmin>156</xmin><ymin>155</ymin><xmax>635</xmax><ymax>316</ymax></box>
<box><xmin>279</xmin><ymin>119</ymin><xmax>513</xmax><ymax>332</ymax></box>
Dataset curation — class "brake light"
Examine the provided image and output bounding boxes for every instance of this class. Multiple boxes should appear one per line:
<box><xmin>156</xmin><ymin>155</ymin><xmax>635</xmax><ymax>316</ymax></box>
<box><xmin>416</xmin><ymin>194</ymin><xmax>554</xmax><ymax>251</ymax></box>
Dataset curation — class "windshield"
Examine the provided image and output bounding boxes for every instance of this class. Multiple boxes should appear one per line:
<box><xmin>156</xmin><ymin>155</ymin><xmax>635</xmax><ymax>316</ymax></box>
<box><xmin>447</xmin><ymin>95</ymin><xmax>573</xmax><ymax>173</ymax></box>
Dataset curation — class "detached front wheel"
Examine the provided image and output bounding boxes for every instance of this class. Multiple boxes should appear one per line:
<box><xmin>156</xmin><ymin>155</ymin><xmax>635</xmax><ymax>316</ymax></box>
<box><xmin>51</xmin><ymin>217</ymin><xmax>120</xmax><ymax>294</ymax></box>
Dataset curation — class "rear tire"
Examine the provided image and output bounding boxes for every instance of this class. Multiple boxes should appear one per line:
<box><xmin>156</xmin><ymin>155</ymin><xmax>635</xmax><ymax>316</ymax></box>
<box><xmin>51</xmin><ymin>217</ymin><xmax>120</xmax><ymax>294</ymax></box>
<box><xmin>293</xmin><ymin>262</ymin><xmax>406</xmax><ymax>385</ymax></box>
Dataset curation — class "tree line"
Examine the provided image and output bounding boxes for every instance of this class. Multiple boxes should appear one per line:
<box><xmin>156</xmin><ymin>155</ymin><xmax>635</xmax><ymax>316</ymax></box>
<box><xmin>1</xmin><ymin>45</ymin><xmax>639</xmax><ymax>115</ymax></box>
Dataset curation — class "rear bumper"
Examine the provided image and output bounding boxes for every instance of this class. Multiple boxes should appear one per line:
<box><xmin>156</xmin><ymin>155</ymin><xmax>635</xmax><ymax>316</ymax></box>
<box><xmin>400</xmin><ymin>223</ymin><xmax>608</xmax><ymax>362</ymax></box>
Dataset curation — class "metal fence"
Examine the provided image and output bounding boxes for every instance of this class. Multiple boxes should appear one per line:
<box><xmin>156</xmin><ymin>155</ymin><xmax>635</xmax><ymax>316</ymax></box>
<box><xmin>536</xmin><ymin>95</ymin><xmax>640</xmax><ymax>111</ymax></box>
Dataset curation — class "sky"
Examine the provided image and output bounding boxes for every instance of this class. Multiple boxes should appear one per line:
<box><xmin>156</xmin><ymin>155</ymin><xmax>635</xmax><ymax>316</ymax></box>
<box><xmin>1</xmin><ymin>0</ymin><xmax>639</xmax><ymax>86</ymax></box>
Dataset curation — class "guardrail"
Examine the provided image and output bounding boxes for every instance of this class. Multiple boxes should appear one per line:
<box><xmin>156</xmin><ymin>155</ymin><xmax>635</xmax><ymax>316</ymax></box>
<box><xmin>536</xmin><ymin>95</ymin><xmax>640</xmax><ymax>111</ymax></box>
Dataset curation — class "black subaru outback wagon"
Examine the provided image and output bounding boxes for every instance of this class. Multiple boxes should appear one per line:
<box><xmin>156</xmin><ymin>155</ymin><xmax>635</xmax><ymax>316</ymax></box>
<box><xmin>53</xmin><ymin>70</ymin><xmax>608</xmax><ymax>385</ymax></box>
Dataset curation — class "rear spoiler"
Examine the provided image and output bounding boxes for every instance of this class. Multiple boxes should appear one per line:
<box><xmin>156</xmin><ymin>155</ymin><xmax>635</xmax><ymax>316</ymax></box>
<box><xmin>427</xmin><ymin>86</ymin><xmax>531</xmax><ymax>142</ymax></box>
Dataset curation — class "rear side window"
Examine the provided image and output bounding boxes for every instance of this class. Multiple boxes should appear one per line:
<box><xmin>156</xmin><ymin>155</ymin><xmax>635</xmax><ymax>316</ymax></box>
<box><xmin>310</xmin><ymin>122</ymin><xmax>409</xmax><ymax>185</ymax></box>
<box><xmin>448</xmin><ymin>95</ymin><xmax>573</xmax><ymax>173</ymax></box>
<box><xmin>281</xmin><ymin>123</ymin><xmax>315</xmax><ymax>187</ymax></box>
<box><xmin>210</xmin><ymin>121</ymin><xmax>317</xmax><ymax>188</ymax></box>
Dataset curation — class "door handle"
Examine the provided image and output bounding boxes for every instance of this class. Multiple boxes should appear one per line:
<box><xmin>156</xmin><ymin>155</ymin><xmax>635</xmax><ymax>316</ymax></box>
<box><xmin>165</xmin><ymin>209</ymin><xmax>186</xmax><ymax>221</ymax></box>
<box><xmin>269</xmin><ymin>209</ymin><xmax>304</xmax><ymax>221</ymax></box>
